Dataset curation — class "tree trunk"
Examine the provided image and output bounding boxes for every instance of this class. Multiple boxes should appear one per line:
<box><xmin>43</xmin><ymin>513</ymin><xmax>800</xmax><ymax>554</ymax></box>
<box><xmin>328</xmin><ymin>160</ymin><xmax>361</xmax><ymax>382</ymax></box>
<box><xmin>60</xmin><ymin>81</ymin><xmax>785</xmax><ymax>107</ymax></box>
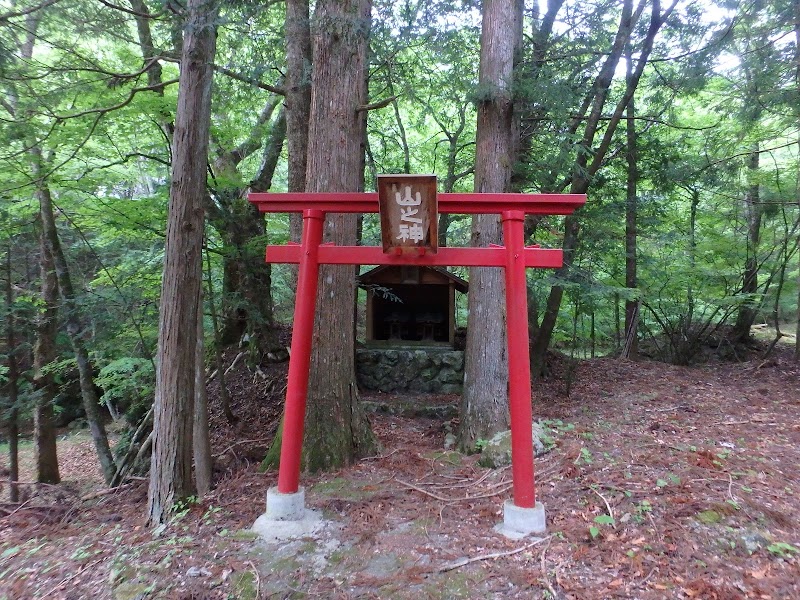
<box><xmin>148</xmin><ymin>0</ymin><xmax>217</xmax><ymax>526</ymax></box>
<box><xmin>211</xmin><ymin>103</ymin><xmax>285</xmax><ymax>350</ymax></box>
<box><xmin>32</xmin><ymin>152</ymin><xmax>116</xmax><ymax>483</ymax></box>
<box><xmin>795</xmin><ymin>0</ymin><xmax>800</xmax><ymax>362</ymax></box>
<box><xmin>4</xmin><ymin>250</ymin><xmax>21</xmax><ymax>502</ymax></box>
<box><xmin>194</xmin><ymin>289</ymin><xmax>212</xmax><ymax>497</ymax></box>
<box><xmin>286</xmin><ymin>0</ymin><xmax>312</xmax><ymax>245</ymax></box>
<box><xmin>204</xmin><ymin>244</ymin><xmax>235</xmax><ymax>423</ymax></box>
<box><xmin>33</xmin><ymin>218</ymin><xmax>60</xmax><ymax>485</ymax></box>
<box><xmin>215</xmin><ymin>199</ymin><xmax>277</xmax><ymax>348</ymax></box>
<box><xmin>733</xmin><ymin>146</ymin><xmax>762</xmax><ymax>341</ymax></box>
<box><xmin>437</xmin><ymin>102</ymin><xmax>470</xmax><ymax>246</ymax></box>
<box><xmin>458</xmin><ymin>0</ymin><xmax>523</xmax><ymax>451</ymax></box>
<box><xmin>130</xmin><ymin>0</ymin><xmax>164</xmax><ymax>89</ymax></box>
<box><xmin>299</xmin><ymin>0</ymin><xmax>377</xmax><ymax>471</ymax></box>
<box><xmin>623</xmin><ymin>44</ymin><xmax>639</xmax><ymax>360</ymax></box>
<box><xmin>530</xmin><ymin>0</ymin><xmax>677</xmax><ymax>373</ymax></box>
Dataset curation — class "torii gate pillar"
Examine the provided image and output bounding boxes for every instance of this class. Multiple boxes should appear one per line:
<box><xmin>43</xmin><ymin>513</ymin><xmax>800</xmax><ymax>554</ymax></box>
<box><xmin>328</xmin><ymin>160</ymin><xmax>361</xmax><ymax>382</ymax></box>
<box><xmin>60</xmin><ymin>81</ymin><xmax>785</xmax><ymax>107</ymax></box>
<box><xmin>249</xmin><ymin>186</ymin><xmax>585</xmax><ymax>537</ymax></box>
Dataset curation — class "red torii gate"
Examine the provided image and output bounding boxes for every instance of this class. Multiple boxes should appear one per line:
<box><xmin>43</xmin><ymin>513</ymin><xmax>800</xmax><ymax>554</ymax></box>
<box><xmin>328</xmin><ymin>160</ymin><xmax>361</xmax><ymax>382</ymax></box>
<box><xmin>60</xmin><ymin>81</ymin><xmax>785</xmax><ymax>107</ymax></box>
<box><xmin>249</xmin><ymin>189</ymin><xmax>585</xmax><ymax>535</ymax></box>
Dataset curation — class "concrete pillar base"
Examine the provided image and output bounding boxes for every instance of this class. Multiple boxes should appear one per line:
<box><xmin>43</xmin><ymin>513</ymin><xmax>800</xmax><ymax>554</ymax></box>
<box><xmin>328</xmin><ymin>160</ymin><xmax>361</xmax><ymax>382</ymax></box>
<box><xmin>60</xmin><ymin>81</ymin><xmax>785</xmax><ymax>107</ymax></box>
<box><xmin>494</xmin><ymin>500</ymin><xmax>546</xmax><ymax>540</ymax></box>
<box><xmin>266</xmin><ymin>487</ymin><xmax>306</xmax><ymax>521</ymax></box>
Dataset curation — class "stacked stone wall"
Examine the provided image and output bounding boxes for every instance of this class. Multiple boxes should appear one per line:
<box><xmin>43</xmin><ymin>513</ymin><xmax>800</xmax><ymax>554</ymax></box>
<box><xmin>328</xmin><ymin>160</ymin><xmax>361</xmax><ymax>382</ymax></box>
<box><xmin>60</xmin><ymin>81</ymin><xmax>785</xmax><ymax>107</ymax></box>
<box><xmin>355</xmin><ymin>348</ymin><xmax>464</xmax><ymax>394</ymax></box>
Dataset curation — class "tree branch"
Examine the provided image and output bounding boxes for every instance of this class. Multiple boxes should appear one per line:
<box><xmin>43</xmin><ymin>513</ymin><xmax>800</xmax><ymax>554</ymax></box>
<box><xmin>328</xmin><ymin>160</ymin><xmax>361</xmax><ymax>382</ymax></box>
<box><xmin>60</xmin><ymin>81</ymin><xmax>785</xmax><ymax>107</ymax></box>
<box><xmin>96</xmin><ymin>0</ymin><xmax>167</xmax><ymax>19</ymax></box>
<box><xmin>356</xmin><ymin>95</ymin><xmax>398</xmax><ymax>112</ymax></box>
<box><xmin>0</xmin><ymin>0</ymin><xmax>63</xmax><ymax>21</ymax></box>
<box><xmin>53</xmin><ymin>78</ymin><xmax>179</xmax><ymax>120</ymax></box>
<box><xmin>212</xmin><ymin>64</ymin><xmax>284</xmax><ymax>94</ymax></box>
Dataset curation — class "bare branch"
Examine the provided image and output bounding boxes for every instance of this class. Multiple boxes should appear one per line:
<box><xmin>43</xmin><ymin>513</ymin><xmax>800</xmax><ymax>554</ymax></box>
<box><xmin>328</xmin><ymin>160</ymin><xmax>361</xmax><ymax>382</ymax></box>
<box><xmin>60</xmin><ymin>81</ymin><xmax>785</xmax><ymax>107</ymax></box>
<box><xmin>95</xmin><ymin>0</ymin><xmax>167</xmax><ymax>19</ymax></box>
<box><xmin>212</xmin><ymin>64</ymin><xmax>284</xmax><ymax>94</ymax></box>
<box><xmin>357</xmin><ymin>95</ymin><xmax>398</xmax><ymax>112</ymax></box>
<box><xmin>0</xmin><ymin>0</ymin><xmax>63</xmax><ymax>22</ymax></box>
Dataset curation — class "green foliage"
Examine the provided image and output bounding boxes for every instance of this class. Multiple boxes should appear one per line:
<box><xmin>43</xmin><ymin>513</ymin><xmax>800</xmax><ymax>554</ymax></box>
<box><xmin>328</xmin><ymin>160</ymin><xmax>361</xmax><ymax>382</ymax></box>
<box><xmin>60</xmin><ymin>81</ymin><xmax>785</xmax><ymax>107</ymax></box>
<box><xmin>767</xmin><ymin>542</ymin><xmax>799</xmax><ymax>558</ymax></box>
<box><xmin>0</xmin><ymin>0</ymin><xmax>798</xmax><ymax>461</ymax></box>
<box><xmin>96</xmin><ymin>358</ymin><xmax>155</xmax><ymax>425</ymax></box>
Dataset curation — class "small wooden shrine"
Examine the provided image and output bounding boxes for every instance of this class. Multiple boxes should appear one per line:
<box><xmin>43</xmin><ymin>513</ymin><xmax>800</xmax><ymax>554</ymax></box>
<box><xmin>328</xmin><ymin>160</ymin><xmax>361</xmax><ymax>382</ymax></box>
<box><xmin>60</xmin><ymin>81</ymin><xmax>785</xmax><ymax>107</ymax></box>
<box><xmin>359</xmin><ymin>265</ymin><xmax>468</xmax><ymax>346</ymax></box>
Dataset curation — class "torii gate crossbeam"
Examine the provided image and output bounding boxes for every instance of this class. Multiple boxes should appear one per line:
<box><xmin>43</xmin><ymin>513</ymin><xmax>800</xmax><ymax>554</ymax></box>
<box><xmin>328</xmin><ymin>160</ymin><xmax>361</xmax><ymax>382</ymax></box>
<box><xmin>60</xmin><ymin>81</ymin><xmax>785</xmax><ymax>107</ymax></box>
<box><xmin>249</xmin><ymin>192</ymin><xmax>585</xmax><ymax>534</ymax></box>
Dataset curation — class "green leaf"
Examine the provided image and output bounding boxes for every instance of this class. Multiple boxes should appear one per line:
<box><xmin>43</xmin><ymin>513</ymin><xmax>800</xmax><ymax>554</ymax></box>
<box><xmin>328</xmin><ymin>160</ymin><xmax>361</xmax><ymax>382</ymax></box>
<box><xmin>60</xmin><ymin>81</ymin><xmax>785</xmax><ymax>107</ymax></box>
<box><xmin>589</xmin><ymin>526</ymin><xmax>600</xmax><ymax>539</ymax></box>
<box><xmin>593</xmin><ymin>514</ymin><xmax>615</xmax><ymax>526</ymax></box>
<box><xmin>767</xmin><ymin>542</ymin><xmax>799</xmax><ymax>557</ymax></box>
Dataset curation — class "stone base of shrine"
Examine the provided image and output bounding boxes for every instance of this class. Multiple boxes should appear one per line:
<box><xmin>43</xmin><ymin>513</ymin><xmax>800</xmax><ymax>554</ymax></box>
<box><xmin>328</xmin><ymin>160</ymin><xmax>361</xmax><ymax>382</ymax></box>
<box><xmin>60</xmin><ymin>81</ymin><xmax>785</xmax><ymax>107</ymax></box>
<box><xmin>356</xmin><ymin>348</ymin><xmax>464</xmax><ymax>393</ymax></box>
<box><xmin>494</xmin><ymin>500</ymin><xmax>546</xmax><ymax>540</ymax></box>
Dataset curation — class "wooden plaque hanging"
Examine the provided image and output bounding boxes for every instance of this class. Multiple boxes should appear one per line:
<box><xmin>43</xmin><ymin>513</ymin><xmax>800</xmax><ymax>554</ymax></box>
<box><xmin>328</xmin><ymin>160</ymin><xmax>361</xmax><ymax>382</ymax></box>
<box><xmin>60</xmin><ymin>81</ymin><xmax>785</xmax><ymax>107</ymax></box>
<box><xmin>378</xmin><ymin>174</ymin><xmax>438</xmax><ymax>255</ymax></box>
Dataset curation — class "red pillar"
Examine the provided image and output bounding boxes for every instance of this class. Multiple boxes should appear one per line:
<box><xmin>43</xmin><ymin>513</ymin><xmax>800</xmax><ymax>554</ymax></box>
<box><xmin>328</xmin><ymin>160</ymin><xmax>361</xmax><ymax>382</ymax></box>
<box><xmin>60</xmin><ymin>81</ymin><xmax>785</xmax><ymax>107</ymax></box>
<box><xmin>502</xmin><ymin>210</ymin><xmax>536</xmax><ymax>508</ymax></box>
<box><xmin>277</xmin><ymin>210</ymin><xmax>325</xmax><ymax>494</ymax></box>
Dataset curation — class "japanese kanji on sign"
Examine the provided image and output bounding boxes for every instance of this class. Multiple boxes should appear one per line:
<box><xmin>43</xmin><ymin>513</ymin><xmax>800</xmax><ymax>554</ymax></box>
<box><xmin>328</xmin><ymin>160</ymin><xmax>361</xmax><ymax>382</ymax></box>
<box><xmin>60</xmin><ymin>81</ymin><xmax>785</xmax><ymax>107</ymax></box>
<box><xmin>378</xmin><ymin>174</ymin><xmax>438</xmax><ymax>254</ymax></box>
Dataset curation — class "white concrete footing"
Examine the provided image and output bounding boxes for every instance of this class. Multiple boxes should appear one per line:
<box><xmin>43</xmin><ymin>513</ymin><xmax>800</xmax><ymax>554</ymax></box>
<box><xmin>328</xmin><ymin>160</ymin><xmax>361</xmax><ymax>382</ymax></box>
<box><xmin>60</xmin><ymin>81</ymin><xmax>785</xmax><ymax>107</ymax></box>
<box><xmin>265</xmin><ymin>486</ymin><xmax>306</xmax><ymax>521</ymax></box>
<box><xmin>494</xmin><ymin>500</ymin><xmax>546</xmax><ymax>540</ymax></box>
<box><xmin>252</xmin><ymin>487</ymin><xmax>328</xmax><ymax>543</ymax></box>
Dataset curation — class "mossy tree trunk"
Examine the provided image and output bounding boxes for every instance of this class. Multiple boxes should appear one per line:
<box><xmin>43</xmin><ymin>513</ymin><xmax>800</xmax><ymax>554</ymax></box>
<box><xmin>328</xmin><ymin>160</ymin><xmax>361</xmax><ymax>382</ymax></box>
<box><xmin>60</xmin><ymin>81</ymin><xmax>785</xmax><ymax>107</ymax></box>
<box><xmin>299</xmin><ymin>0</ymin><xmax>378</xmax><ymax>471</ymax></box>
<box><xmin>209</xmin><ymin>98</ymin><xmax>285</xmax><ymax>352</ymax></box>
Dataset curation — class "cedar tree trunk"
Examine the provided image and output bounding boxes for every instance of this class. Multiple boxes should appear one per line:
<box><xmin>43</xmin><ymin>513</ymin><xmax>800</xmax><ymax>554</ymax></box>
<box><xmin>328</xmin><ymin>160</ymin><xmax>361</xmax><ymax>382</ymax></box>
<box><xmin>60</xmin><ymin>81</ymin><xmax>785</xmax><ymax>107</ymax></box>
<box><xmin>300</xmin><ymin>0</ymin><xmax>377</xmax><ymax>471</ymax></box>
<box><xmin>458</xmin><ymin>0</ymin><xmax>523</xmax><ymax>451</ymax></box>
<box><xmin>285</xmin><ymin>0</ymin><xmax>312</xmax><ymax>245</ymax></box>
<box><xmin>33</xmin><ymin>218</ymin><xmax>60</xmax><ymax>484</ymax></box>
<box><xmin>623</xmin><ymin>45</ymin><xmax>639</xmax><ymax>359</ymax></box>
<box><xmin>33</xmin><ymin>152</ymin><xmax>116</xmax><ymax>483</ymax></box>
<box><xmin>148</xmin><ymin>0</ymin><xmax>218</xmax><ymax>525</ymax></box>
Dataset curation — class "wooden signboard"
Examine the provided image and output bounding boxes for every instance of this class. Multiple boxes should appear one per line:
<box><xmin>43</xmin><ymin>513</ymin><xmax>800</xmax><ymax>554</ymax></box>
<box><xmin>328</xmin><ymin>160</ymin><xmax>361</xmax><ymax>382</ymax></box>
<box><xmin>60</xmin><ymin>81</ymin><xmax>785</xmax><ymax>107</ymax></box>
<box><xmin>378</xmin><ymin>174</ymin><xmax>438</xmax><ymax>255</ymax></box>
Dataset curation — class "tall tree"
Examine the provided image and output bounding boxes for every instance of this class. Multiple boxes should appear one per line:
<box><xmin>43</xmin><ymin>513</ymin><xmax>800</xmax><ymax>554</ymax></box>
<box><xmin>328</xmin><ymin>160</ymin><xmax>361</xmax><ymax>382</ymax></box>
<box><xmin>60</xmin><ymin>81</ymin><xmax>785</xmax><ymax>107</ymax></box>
<box><xmin>730</xmin><ymin>4</ymin><xmax>771</xmax><ymax>341</ymax></box>
<box><xmin>299</xmin><ymin>0</ymin><xmax>377</xmax><ymax>471</ymax></box>
<box><xmin>193</xmin><ymin>289</ymin><xmax>212</xmax><ymax>497</ymax></box>
<box><xmin>284</xmin><ymin>0</ymin><xmax>312</xmax><ymax>193</ymax></box>
<box><xmin>32</xmin><ymin>214</ymin><xmax>60</xmax><ymax>484</ymax></box>
<box><xmin>148</xmin><ymin>0</ymin><xmax>218</xmax><ymax>525</ymax></box>
<box><xmin>33</xmin><ymin>151</ymin><xmax>117</xmax><ymax>483</ymax></box>
<box><xmin>623</xmin><ymin>44</ymin><xmax>639</xmax><ymax>359</ymax></box>
<box><xmin>4</xmin><ymin>245</ymin><xmax>21</xmax><ymax>501</ymax></box>
<box><xmin>284</xmin><ymin>0</ymin><xmax>312</xmax><ymax>245</ymax></box>
<box><xmin>795</xmin><ymin>0</ymin><xmax>800</xmax><ymax>362</ymax></box>
<box><xmin>528</xmin><ymin>0</ymin><xmax>678</xmax><ymax>374</ymax></box>
<box><xmin>458</xmin><ymin>0</ymin><xmax>523</xmax><ymax>450</ymax></box>
<box><xmin>7</xmin><ymin>10</ymin><xmax>61</xmax><ymax>485</ymax></box>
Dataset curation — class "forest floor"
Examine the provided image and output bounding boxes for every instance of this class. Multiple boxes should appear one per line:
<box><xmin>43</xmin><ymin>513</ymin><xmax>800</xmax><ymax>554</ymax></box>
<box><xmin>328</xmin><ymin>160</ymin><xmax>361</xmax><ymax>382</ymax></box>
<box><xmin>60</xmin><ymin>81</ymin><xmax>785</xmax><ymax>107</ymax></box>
<box><xmin>1</xmin><ymin>341</ymin><xmax>800</xmax><ymax>599</ymax></box>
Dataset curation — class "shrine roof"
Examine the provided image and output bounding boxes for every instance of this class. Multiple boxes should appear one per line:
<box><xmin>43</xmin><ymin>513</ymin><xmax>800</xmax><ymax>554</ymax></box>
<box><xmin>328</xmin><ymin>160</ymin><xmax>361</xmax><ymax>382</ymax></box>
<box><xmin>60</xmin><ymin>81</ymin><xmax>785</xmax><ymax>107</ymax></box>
<box><xmin>358</xmin><ymin>265</ymin><xmax>468</xmax><ymax>293</ymax></box>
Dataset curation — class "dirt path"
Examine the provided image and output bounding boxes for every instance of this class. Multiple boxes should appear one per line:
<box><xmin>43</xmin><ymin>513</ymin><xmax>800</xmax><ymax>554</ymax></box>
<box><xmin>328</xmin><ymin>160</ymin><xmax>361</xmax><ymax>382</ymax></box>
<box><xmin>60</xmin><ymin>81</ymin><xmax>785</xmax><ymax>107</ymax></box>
<box><xmin>1</xmin><ymin>350</ymin><xmax>798</xmax><ymax>599</ymax></box>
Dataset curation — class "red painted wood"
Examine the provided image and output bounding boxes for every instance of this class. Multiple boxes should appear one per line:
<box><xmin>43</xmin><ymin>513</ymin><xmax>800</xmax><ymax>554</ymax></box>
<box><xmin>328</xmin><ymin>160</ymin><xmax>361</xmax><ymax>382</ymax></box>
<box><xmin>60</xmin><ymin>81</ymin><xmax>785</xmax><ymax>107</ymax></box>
<box><xmin>249</xmin><ymin>192</ymin><xmax>585</xmax><ymax>215</ymax></box>
<box><xmin>252</xmin><ymin>190</ymin><xmax>586</xmax><ymax>510</ymax></box>
<box><xmin>277</xmin><ymin>210</ymin><xmax>325</xmax><ymax>494</ymax></box>
<box><xmin>502</xmin><ymin>211</ymin><xmax>536</xmax><ymax>508</ymax></box>
<box><xmin>265</xmin><ymin>244</ymin><xmax>564</xmax><ymax>268</ymax></box>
